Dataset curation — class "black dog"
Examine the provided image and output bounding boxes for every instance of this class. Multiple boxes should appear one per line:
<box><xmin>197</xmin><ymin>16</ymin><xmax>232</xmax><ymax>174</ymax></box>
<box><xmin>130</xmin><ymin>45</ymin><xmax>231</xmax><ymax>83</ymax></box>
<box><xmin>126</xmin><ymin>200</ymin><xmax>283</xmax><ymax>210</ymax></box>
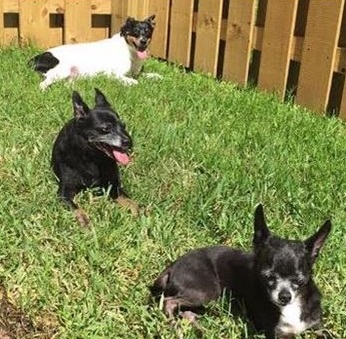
<box><xmin>150</xmin><ymin>205</ymin><xmax>331</xmax><ymax>338</ymax></box>
<box><xmin>52</xmin><ymin>88</ymin><xmax>138</xmax><ymax>226</ymax></box>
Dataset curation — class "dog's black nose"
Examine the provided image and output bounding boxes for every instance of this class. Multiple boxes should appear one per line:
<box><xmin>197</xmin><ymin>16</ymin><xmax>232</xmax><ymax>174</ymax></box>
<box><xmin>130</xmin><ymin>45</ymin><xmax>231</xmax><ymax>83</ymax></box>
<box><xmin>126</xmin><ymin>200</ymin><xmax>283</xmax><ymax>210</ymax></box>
<box><xmin>140</xmin><ymin>37</ymin><xmax>148</xmax><ymax>45</ymax></box>
<box><xmin>278</xmin><ymin>290</ymin><xmax>292</xmax><ymax>304</ymax></box>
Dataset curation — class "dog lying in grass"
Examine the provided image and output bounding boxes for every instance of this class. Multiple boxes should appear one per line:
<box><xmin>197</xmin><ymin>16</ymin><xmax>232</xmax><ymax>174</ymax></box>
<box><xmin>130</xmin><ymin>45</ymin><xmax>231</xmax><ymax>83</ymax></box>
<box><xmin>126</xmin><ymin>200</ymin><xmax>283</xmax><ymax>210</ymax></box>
<box><xmin>51</xmin><ymin>88</ymin><xmax>138</xmax><ymax>226</ymax></box>
<box><xmin>29</xmin><ymin>15</ymin><xmax>160</xmax><ymax>89</ymax></box>
<box><xmin>150</xmin><ymin>205</ymin><xmax>332</xmax><ymax>338</ymax></box>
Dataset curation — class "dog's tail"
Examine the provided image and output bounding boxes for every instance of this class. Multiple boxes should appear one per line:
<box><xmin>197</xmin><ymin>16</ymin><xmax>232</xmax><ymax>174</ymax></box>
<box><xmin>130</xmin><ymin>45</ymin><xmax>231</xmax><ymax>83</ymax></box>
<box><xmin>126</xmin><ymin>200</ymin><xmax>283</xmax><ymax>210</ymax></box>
<box><xmin>149</xmin><ymin>265</ymin><xmax>172</xmax><ymax>299</ymax></box>
<box><xmin>28</xmin><ymin>52</ymin><xmax>59</xmax><ymax>74</ymax></box>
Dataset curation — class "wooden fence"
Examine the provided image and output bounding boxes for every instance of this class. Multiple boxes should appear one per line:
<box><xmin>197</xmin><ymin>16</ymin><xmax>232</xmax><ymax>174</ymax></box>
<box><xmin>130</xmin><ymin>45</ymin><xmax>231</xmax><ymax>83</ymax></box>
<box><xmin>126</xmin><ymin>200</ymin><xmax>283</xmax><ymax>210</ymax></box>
<box><xmin>1</xmin><ymin>0</ymin><xmax>346</xmax><ymax>118</ymax></box>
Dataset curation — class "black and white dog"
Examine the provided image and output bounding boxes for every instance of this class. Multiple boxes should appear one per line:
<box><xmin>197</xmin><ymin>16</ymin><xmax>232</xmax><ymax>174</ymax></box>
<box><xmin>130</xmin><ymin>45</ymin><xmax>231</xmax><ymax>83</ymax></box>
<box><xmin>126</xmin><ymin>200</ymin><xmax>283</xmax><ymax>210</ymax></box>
<box><xmin>150</xmin><ymin>205</ymin><xmax>331</xmax><ymax>338</ymax></box>
<box><xmin>29</xmin><ymin>15</ymin><xmax>159</xmax><ymax>89</ymax></box>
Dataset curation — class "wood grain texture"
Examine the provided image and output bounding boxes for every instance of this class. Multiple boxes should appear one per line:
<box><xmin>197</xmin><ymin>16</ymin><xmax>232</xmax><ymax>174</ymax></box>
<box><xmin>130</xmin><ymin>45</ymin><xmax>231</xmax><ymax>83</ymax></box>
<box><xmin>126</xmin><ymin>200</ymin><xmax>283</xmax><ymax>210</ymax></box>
<box><xmin>148</xmin><ymin>0</ymin><xmax>170</xmax><ymax>58</ymax></box>
<box><xmin>19</xmin><ymin>0</ymin><xmax>51</xmax><ymax>47</ymax></box>
<box><xmin>296</xmin><ymin>0</ymin><xmax>345</xmax><ymax>113</ymax></box>
<box><xmin>223</xmin><ymin>0</ymin><xmax>256</xmax><ymax>85</ymax></box>
<box><xmin>194</xmin><ymin>0</ymin><xmax>223</xmax><ymax>76</ymax></box>
<box><xmin>168</xmin><ymin>0</ymin><xmax>194</xmax><ymax>67</ymax></box>
<box><xmin>257</xmin><ymin>0</ymin><xmax>298</xmax><ymax>98</ymax></box>
<box><xmin>64</xmin><ymin>0</ymin><xmax>92</xmax><ymax>44</ymax></box>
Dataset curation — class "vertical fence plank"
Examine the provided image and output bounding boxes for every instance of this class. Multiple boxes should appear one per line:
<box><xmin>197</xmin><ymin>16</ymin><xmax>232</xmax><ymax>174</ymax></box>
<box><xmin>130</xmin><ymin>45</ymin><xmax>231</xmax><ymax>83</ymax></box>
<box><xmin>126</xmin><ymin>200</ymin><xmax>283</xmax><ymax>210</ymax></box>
<box><xmin>64</xmin><ymin>0</ymin><xmax>92</xmax><ymax>44</ymax></box>
<box><xmin>296</xmin><ymin>0</ymin><xmax>345</xmax><ymax>113</ymax></box>
<box><xmin>111</xmin><ymin>0</ymin><xmax>149</xmax><ymax>35</ymax></box>
<box><xmin>127</xmin><ymin>0</ymin><xmax>149</xmax><ymax>19</ymax></box>
<box><xmin>19</xmin><ymin>0</ymin><xmax>51</xmax><ymax>47</ymax></box>
<box><xmin>257</xmin><ymin>0</ymin><xmax>298</xmax><ymax>98</ymax></box>
<box><xmin>148</xmin><ymin>0</ymin><xmax>170</xmax><ymax>59</ymax></box>
<box><xmin>168</xmin><ymin>0</ymin><xmax>193</xmax><ymax>67</ymax></box>
<box><xmin>223</xmin><ymin>0</ymin><xmax>255</xmax><ymax>86</ymax></box>
<box><xmin>194</xmin><ymin>0</ymin><xmax>223</xmax><ymax>76</ymax></box>
<box><xmin>111</xmin><ymin>0</ymin><xmax>128</xmax><ymax>34</ymax></box>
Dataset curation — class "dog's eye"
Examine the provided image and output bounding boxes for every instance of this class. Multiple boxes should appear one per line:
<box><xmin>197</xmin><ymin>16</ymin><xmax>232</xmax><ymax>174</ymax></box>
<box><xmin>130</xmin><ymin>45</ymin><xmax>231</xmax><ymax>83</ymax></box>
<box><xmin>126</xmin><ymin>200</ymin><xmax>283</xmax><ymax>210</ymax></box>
<box><xmin>266</xmin><ymin>275</ymin><xmax>276</xmax><ymax>287</ymax></box>
<box><xmin>99</xmin><ymin>125</ymin><xmax>111</xmax><ymax>133</ymax></box>
<box><xmin>290</xmin><ymin>277</ymin><xmax>304</xmax><ymax>288</ymax></box>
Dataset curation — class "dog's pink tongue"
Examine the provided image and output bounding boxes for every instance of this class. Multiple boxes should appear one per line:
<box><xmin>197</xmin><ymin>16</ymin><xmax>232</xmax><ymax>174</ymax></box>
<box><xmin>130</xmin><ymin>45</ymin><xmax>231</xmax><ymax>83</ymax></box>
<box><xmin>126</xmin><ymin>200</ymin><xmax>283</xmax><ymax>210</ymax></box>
<box><xmin>112</xmin><ymin>150</ymin><xmax>130</xmax><ymax>165</ymax></box>
<box><xmin>137</xmin><ymin>50</ymin><xmax>149</xmax><ymax>59</ymax></box>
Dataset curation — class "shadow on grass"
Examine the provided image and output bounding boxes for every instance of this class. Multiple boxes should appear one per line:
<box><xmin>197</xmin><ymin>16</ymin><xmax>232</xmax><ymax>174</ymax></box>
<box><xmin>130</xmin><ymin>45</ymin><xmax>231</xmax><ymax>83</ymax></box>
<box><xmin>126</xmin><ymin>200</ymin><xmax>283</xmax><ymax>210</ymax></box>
<box><xmin>0</xmin><ymin>283</ymin><xmax>58</xmax><ymax>339</ymax></box>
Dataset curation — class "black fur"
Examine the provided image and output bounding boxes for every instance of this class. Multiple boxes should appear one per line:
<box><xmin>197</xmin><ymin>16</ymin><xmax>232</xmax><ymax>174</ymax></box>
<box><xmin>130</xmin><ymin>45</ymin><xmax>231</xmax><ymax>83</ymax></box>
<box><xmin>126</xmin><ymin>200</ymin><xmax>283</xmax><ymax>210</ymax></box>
<box><xmin>51</xmin><ymin>88</ymin><xmax>135</xmax><ymax>225</ymax></box>
<box><xmin>28</xmin><ymin>51</ymin><xmax>59</xmax><ymax>74</ymax></box>
<box><xmin>150</xmin><ymin>205</ymin><xmax>331</xmax><ymax>338</ymax></box>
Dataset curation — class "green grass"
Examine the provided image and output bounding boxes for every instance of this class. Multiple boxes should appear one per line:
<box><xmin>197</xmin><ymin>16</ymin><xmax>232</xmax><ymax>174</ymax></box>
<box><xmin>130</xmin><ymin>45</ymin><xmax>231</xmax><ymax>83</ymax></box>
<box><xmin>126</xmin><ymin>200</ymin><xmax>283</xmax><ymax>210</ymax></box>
<box><xmin>0</xmin><ymin>46</ymin><xmax>346</xmax><ymax>338</ymax></box>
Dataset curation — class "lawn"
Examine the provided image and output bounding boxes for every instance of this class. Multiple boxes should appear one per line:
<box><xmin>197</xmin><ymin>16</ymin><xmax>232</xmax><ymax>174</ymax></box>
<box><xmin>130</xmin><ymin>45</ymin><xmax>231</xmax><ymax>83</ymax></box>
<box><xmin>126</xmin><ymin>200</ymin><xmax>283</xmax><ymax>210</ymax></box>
<box><xmin>0</xmin><ymin>46</ymin><xmax>345</xmax><ymax>338</ymax></box>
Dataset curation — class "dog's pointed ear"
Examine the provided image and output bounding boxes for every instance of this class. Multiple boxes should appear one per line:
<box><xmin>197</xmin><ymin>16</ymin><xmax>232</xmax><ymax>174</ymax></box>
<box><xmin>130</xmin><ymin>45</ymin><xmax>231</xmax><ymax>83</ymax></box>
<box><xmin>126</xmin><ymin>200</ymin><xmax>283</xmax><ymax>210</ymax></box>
<box><xmin>126</xmin><ymin>16</ymin><xmax>135</xmax><ymax>23</ymax></box>
<box><xmin>145</xmin><ymin>14</ymin><xmax>156</xmax><ymax>27</ymax></box>
<box><xmin>120</xmin><ymin>17</ymin><xmax>135</xmax><ymax>36</ymax></box>
<box><xmin>72</xmin><ymin>91</ymin><xmax>89</xmax><ymax>119</ymax></box>
<box><xmin>304</xmin><ymin>220</ymin><xmax>331</xmax><ymax>263</ymax></box>
<box><xmin>94</xmin><ymin>88</ymin><xmax>111</xmax><ymax>107</ymax></box>
<box><xmin>253</xmin><ymin>204</ymin><xmax>270</xmax><ymax>247</ymax></box>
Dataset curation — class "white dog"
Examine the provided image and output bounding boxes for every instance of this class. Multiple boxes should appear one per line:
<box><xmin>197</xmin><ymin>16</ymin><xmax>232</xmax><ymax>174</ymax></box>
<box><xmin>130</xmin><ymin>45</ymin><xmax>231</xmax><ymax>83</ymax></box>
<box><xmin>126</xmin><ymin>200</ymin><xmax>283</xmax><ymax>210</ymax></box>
<box><xmin>29</xmin><ymin>15</ymin><xmax>160</xmax><ymax>89</ymax></box>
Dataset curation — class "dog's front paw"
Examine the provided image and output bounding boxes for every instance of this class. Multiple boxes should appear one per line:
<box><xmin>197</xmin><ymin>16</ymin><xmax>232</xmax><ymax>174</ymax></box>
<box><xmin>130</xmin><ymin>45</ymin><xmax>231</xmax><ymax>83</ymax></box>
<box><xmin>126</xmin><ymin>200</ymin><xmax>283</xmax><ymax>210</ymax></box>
<box><xmin>143</xmin><ymin>72</ymin><xmax>162</xmax><ymax>80</ymax></box>
<box><xmin>39</xmin><ymin>81</ymin><xmax>49</xmax><ymax>91</ymax></box>
<box><xmin>74</xmin><ymin>208</ymin><xmax>90</xmax><ymax>227</ymax></box>
<box><xmin>116</xmin><ymin>195</ymin><xmax>139</xmax><ymax>217</ymax></box>
<box><xmin>121</xmin><ymin>77</ymin><xmax>138</xmax><ymax>86</ymax></box>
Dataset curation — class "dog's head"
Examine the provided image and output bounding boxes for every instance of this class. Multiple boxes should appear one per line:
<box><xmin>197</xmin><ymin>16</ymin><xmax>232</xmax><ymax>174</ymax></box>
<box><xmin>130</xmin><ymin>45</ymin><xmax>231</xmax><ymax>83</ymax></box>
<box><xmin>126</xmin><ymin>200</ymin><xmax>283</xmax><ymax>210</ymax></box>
<box><xmin>120</xmin><ymin>15</ymin><xmax>156</xmax><ymax>59</ymax></box>
<box><xmin>72</xmin><ymin>88</ymin><xmax>132</xmax><ymax>165</ymax></box>
<box><xmin>252</xmin><ymin>204</ymin><xmax>331</xmax><ymax>308</ymax></box>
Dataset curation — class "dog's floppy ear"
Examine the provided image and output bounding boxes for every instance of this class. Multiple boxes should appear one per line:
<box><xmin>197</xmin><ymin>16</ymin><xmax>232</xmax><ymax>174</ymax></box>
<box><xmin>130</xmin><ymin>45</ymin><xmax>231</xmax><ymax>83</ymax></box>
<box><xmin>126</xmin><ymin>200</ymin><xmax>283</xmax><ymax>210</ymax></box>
<box><xmin>94</xmin><ymin>88</ymin><xmax>111</xmax><ymax>107</ymax></box>
<box><xmin>304</xmin><ymin>220</ymin><xmax>331</xmax><ymax>263</ymax></box>
<box><xmin>145</xmin><ymin>14</ymin><xmax>156</xmax><ymax>27</ymax></box>
<box><xmin>72</xmin><ymin>91</ymin><xmax>90</xmax><ymax>119</ymax></box>
<box><xmin>253</xmin><ymin>204</ymin><xmax>270</xmax><ymax>248</ymax></box>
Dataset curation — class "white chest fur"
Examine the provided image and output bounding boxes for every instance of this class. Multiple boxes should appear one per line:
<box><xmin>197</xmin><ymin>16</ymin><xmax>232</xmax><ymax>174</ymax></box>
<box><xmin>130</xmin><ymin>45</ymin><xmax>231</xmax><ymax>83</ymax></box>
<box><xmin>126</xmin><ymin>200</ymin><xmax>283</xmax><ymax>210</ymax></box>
<box><xmin>277</xmin><ymin>298</ymin><xmax>308</xmax><ymax>335</ymax></box>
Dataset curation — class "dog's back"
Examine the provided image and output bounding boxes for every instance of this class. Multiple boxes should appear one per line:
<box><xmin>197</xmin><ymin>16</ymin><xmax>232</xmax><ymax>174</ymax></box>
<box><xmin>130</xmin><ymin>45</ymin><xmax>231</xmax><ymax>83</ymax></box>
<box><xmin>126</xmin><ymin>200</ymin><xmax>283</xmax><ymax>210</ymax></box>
<box><xmin>150</xmin><ymin>246</ymin><xmax>253</xmax><ymax>309</ymax></box>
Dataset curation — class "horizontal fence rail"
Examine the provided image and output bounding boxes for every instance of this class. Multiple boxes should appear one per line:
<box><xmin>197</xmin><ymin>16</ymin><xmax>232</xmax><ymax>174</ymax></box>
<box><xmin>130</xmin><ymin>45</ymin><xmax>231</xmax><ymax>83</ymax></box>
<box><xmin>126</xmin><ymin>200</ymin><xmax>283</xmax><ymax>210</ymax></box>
<box><xmin>1</xmin><ymin>0</ymin><xmax>346</xmax><ymax>118</ymax></box>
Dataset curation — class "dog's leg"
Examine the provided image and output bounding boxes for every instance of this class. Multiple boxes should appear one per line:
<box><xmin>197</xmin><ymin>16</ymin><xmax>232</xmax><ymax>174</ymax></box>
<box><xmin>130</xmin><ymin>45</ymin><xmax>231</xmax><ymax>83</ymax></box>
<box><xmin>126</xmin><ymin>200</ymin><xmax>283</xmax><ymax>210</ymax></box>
<box><xmin>142</xmin><ymin>72</ymin><xmax>162</xmax><ymax>80</ymax></box>
<box><xmin>315</xmin><ymin>329</ymin><xmax>334</xmax><ymax>339</ymax></box>
<box><xmin>58</xmin><ymin>185</ymin><xmax>90</xmax><ymax>227</ymax></box>
<box><xmin>73</xmin><ymin>209</ymin><xmax>90</xmax><ymax>227</ymax></box>
<box><xmin>115</xmin><ymin>194</ymin><xmax>139</xmax><ymax>217</ymax></box>
<box><xmin>117</xmin><ymin>75</ymin><xmax>139</xmax><ymax>86</ymax></box>
<box><xmin>39</xmin><ymin>66</ymin><xmax>73</xmax><ymax>90</ymax></box>
<box><xmin>110</xmin><ymin>186</ymin><xmax>139</xmax><ymax>217</ymax></box>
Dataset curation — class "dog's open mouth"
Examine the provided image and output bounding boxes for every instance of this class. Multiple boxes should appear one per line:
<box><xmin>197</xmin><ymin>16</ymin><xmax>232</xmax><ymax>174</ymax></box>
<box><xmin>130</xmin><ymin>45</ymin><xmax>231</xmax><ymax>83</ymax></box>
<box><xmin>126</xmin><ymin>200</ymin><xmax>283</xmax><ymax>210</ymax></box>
<box><xmin>133</xmin><ymin>43</ymin><xmax>149</xmax><ymax>59</ymax></box>
<box><xmin>94</xmin><ymin>143</ymin><xmax>130</xmax><ymax>165</ymax></box>
<box><xmin>127</xmin><ymin>37</ymin><xmax>150</xmax><ymax>59</ymax></box>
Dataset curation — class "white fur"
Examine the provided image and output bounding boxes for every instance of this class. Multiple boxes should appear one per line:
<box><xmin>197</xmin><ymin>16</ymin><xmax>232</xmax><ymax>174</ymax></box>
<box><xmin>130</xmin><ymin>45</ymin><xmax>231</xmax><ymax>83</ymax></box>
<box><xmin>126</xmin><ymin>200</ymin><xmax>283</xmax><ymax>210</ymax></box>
<box><xmin>39</xmin><ymin>33</ymin><xmax>161</xmax><ymax>90</ymax></box>
<box><xmin>277</xmin><ymin>297</ymin><xmax>309</xmax><ymax>334</ymax></box>
<box><xmin>271</xmin><ymin>278</ymin><xmax>296</xmax><ymax>305</ymax></box>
